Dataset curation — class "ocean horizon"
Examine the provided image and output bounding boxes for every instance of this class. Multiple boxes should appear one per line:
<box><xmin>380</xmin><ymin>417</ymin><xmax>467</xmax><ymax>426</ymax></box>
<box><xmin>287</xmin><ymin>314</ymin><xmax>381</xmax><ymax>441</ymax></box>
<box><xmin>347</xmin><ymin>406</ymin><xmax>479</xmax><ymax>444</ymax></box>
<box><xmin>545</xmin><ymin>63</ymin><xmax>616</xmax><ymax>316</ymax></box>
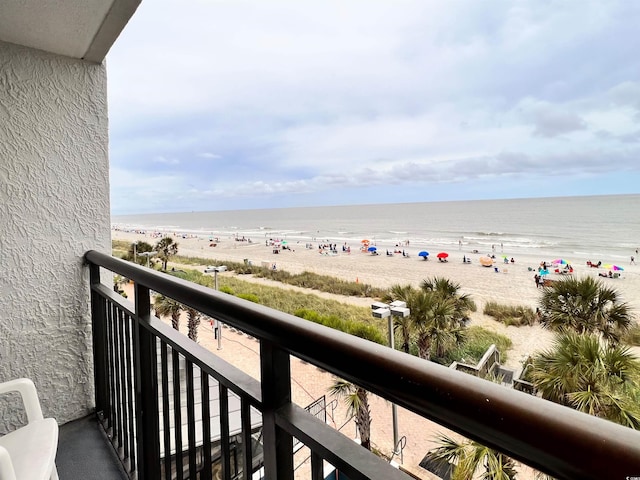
<box><xmin>112</xmin><ymin>194</ymin><xmax>639</xmax><ymax>263</ymax></box>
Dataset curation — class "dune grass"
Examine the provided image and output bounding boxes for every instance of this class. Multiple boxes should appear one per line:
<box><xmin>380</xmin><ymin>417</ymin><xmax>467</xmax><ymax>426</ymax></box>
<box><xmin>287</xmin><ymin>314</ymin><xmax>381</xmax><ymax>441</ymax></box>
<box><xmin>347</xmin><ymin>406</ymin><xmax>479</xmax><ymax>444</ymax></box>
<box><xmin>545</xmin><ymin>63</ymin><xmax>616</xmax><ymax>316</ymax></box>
<box><xmin>621</xmin><ymin>323</ymin><xmax>640</xmax><ymax>347</ymax></box>
<box><xmin>148</xmin><ymin>249</ymin><xmax>387</xmax><ymax>298</ymax></box>
<box><xmin>483</xmin><ymin>301</ymin><xmax>537</xmax><ymax>327</ymax></box>
<box><xmin>218</xmin><ymin>276</ymin><xmax>380</xmax><ymax>326</ymax></box>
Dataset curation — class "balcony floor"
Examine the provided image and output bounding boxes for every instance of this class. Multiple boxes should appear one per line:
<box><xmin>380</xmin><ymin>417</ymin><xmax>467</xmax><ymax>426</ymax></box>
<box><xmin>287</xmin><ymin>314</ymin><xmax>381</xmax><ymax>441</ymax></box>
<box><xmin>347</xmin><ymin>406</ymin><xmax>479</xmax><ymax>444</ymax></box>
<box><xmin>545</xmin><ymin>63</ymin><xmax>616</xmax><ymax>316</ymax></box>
<box><xmin>57</xmin><ymin>414</ymin><xmax>128</xmax><ymax>480</ymax></box>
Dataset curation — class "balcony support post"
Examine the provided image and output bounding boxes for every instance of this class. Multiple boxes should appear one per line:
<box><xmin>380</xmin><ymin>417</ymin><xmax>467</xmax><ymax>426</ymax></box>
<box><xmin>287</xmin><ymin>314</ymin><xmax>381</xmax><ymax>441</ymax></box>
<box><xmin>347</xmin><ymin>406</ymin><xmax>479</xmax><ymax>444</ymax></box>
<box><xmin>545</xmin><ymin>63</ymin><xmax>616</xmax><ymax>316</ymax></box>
<box><xmin>134</xmin><ymin>283</ymin><xmax>161</xmax><ymax>479</ymax></box>
<box><xmin>260</xmin><ymin>341</ymin><xmax>293</xmax><ymax>480</ymax></box>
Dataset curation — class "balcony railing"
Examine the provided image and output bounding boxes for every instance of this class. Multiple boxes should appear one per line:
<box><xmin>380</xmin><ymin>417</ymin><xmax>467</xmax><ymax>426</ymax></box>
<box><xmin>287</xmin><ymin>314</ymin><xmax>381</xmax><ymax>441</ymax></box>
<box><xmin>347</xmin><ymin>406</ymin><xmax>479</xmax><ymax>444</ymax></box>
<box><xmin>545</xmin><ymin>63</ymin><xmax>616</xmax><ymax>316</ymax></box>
<box><xmin>85</xmin><ymin>250</ymin><xmax>640</xmax><ymax>480</ymax></box>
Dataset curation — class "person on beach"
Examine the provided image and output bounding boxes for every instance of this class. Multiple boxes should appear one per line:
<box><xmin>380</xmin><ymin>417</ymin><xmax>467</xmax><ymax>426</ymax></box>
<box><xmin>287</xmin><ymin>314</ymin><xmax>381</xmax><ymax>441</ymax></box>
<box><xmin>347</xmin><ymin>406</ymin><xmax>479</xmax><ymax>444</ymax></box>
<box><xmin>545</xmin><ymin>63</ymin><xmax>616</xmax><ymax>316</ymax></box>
<box><xmin>534</xmin><ymin>274</ymin><xmax>540</xmax><ymax>288</ymax></box>
<box><xmin>632</xmin><ymin>256</ymin><xmax>636</xmax><ymax>265</ymax></box>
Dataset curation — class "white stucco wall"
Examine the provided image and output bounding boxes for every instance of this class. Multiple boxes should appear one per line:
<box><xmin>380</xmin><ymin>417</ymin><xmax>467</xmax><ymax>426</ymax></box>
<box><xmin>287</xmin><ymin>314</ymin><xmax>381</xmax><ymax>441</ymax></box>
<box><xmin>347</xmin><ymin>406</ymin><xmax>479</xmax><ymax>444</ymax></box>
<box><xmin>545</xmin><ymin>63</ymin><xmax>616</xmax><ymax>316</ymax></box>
<box><xmin>0</xmin><ymin>41</ymin><xmax>111</xmax><ymax>427</ymax></box>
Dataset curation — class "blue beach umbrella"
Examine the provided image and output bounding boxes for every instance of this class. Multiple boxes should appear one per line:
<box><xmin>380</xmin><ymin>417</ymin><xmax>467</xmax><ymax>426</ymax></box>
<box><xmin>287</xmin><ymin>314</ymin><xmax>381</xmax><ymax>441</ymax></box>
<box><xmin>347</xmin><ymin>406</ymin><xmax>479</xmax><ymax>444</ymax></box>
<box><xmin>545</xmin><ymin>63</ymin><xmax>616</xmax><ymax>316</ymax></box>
<box><xmin>418</xmin><ymin>251</ymin><xmax>429</xmax><ymax>257</ymax></box>
<box><xmin>368</xmin><ymin>246</ymin><xmax>377</xmax><ymax>252</ymax></box>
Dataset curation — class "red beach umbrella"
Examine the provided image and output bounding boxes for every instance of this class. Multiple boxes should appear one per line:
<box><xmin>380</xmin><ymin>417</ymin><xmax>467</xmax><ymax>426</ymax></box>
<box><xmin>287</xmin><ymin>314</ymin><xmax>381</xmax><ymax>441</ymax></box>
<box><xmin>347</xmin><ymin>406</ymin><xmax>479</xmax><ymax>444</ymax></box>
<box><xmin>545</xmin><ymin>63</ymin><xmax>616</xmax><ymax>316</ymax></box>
<box><xmin>437</xmin><ymin>252</ymin><xmax>449</xmax><ymax>259</ymax></box>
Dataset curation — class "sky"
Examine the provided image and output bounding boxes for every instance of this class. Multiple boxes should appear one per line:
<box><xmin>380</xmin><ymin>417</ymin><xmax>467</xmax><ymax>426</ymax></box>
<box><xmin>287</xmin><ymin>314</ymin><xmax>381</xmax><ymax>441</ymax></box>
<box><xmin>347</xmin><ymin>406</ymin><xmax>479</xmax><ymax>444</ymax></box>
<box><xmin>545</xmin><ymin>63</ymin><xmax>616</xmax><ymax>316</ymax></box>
<box><xmin>107</xmin><ymin>0</ymin><xmax>640</xmax><ymax>215</ymax></box>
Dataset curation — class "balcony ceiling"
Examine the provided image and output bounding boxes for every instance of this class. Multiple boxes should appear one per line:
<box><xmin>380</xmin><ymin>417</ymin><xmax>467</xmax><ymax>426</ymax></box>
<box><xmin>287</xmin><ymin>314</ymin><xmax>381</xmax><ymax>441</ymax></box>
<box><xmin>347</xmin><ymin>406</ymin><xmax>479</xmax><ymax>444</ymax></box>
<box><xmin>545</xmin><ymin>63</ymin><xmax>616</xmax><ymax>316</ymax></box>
<box><xmin>0</xmin><ymin>0</ymin><xmax>141</xmax><ymax>63</ymax></box>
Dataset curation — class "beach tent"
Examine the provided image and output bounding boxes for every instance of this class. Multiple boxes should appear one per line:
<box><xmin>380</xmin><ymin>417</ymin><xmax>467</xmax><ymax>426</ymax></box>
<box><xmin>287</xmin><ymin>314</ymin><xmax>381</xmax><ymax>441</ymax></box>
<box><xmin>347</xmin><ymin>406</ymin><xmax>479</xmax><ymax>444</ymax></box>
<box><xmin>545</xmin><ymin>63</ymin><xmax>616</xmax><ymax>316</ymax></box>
<box><xmin>479</xmin><ymin>256</ymin><xmax>493</xmax><ymax>267</ymax></box>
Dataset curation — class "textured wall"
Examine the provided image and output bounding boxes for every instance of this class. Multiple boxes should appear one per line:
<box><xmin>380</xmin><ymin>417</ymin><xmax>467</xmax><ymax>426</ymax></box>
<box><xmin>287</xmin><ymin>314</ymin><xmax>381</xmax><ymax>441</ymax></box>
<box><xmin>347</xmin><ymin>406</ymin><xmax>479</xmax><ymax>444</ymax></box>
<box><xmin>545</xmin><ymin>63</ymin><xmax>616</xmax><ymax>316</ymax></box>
<box><xmin>0</xmin><ymin>41</ymin><xmax>110</xmax><ymax>428</ymax></box>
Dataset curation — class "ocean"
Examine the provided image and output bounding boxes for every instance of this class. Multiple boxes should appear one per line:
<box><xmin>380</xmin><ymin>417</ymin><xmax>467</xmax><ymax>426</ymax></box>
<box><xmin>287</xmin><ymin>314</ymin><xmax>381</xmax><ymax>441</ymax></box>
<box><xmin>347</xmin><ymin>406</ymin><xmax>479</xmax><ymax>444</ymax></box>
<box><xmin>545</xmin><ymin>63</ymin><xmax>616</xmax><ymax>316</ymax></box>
<box><xmin>112</xmin><ymin>194</ymin><xmax>639</xmax><ymax>263</ymax></box>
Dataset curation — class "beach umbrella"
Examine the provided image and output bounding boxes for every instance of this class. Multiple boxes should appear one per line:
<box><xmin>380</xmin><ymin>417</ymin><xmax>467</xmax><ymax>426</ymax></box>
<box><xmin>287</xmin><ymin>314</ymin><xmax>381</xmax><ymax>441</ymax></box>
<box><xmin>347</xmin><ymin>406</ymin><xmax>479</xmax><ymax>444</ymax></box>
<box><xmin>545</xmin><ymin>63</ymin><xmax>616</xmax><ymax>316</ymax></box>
<box><xmin>418</xmin><ymin>251</ymin><xmax>429</xmax><ymax>257</ymax></box>
<box><xmin>479</xmin><ymin>256</ymin><xmax>493</xmax><ymax>267</ymax></box>
<box><xmin>552</xmin><ymin>259</ymin><xmax>569</xmax><ymax>265</ymax></box>
<box><xmin>437</xmin><ymin>252</ymin><xmax>449</xmax><ymax>259</ymax></box>
<box><xmin>361</xmin><ymin>239</ymin><xmax>370</xmax><ymax>244</ymax></box>
<box><xmin>368</xmin><ymin>246</ymin><xmax>377</xmax><ymax>252</ymax></box>
<box><xmin>539</xmin><ymin>269</ymin><xmax>550</xmax><ymax>276</ymax></box>
<box><xmin>603</xmin><ymin>264</ymin><xmax>624</xmax><ymax>271</ymax></box>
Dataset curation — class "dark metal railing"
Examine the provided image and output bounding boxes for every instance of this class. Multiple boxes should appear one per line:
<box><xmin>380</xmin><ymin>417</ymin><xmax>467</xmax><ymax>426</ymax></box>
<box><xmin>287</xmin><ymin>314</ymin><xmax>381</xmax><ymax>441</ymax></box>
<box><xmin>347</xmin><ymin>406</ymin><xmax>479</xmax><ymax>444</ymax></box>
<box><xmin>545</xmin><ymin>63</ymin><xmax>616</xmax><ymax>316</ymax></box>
<box><xmin>86</xmin><ymin>250</ymin><xmax>640</xmax><ymax>480</ymax></box>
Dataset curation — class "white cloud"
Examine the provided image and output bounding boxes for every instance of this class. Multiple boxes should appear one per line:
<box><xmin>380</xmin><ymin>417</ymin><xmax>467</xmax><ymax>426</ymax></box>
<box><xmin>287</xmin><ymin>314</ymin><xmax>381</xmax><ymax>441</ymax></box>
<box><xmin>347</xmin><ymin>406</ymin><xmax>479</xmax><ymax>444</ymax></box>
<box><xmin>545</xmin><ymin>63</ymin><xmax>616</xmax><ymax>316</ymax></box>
<box><xmin>107</xmin><ymin>0</ymin><xmax>640</xmax><ymax>213</ymax></box>
<box><xmin>197</xmin><ymin>153</ymin><xmax>222</xmax><ymax>160</ymax></box>
<box><xmin>152</xmin><ymin>156</ymin><xmax>180</xmax><ymax>165</ymax></box>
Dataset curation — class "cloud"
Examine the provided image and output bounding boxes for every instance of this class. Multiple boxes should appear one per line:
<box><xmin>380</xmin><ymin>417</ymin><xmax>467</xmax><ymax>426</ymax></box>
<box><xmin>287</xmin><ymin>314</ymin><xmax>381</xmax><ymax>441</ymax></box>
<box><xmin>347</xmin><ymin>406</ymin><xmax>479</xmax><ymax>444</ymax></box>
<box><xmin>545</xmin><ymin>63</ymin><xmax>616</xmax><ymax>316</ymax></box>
<box><xmin>518</xmin><ymin>99</ymin><xmax>586</xmax><ymax>137</ymax></box>
<box><xmin>197</xmin><ymin>153</ymin><xmax>222</xmax><ymax>160</ymax></box>
<box><xmin>106</xmin><ymin>0</ymin><xmax>640</xmax><ymax>214</ymax></box>
<box><xmin>152</xmin><ymin>156</ymin><xmax>180</xmax><ymax>165</ymax></box>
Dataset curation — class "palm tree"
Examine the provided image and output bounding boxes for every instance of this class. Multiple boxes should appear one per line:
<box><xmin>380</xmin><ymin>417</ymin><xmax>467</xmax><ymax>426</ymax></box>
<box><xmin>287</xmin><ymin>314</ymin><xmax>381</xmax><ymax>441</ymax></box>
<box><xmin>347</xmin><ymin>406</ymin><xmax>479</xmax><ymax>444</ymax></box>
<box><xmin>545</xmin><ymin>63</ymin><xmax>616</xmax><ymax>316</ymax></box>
<box><xmin>126</xmin><ymin>241</ymin><xmax>154</xmax><ymax>265</ymax></box>
<box><xmin>538</xmin><ymin>276</ymin><xmax>632</xmax><ymax>345</ymax></box>
<box><xmin>531</xmin><ymin>331</ymin><xmax>640</xmax><ymax>428</ymax></box>
<box><xmin>155</xmin><ymin>236</ymin><xmax>179</xmax><ymax>271</ymax></box>
<box><xmin>412</xmin><ymin>291</ymin><xmax>459</xmax><ymax>361</ymax></box>
<box><xmin>385</xmin><ymin>278</ymin><xmax>471</xmax><ymax>361</ymax></box>
<box><xmin>185</xmin><ymin>307</ymin><xmax>201</xmax><ymax>342</ymax></box>
<box><xmin>328</xmin><ymin>378</ymin><xmax>371</xmax><ymax>450</ymax></box>
<box><xmin>154</xmin><ymin>295</ymin><xmax>182</xmax><ymax>330</ymax></box>
<box><xmin>421</xmin><ymin>276</ymin><xmax>475</xmax><ymax>326</ymax></box>
<box><xmin>423</xmin><ymin>433</ymin><xmax>517</xmax><ymax>480</ymax></box>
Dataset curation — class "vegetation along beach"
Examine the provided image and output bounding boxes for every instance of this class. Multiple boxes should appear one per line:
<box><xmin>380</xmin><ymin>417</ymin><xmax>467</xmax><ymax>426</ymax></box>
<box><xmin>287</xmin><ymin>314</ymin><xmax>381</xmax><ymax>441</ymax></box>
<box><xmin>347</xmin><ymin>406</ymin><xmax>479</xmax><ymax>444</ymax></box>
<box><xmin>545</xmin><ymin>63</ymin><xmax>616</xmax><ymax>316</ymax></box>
<box><xmin>113</xmin><ymin>194</ymin><xmax>640</xmax><ymax>479</ymax></box>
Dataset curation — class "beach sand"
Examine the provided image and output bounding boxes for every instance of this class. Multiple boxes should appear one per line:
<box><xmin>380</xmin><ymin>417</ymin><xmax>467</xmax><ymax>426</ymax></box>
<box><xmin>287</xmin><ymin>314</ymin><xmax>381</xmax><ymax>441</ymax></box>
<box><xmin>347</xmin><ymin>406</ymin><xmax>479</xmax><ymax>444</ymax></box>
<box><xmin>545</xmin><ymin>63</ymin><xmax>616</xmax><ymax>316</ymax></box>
<box><xmin>115</xmin><ymin>230</ymin><xmax>640</xmax><ymax>479</ymax></box>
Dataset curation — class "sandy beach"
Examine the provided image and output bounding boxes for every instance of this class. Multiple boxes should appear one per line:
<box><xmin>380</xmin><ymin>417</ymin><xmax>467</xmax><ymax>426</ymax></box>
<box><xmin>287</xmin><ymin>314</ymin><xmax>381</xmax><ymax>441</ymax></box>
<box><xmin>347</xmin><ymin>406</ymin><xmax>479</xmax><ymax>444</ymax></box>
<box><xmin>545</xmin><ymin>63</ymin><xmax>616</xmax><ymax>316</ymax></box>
<box><xmin>115</xmin><ymin>229</ymin><xmax>640</xmax><ymax>479</ymax></box>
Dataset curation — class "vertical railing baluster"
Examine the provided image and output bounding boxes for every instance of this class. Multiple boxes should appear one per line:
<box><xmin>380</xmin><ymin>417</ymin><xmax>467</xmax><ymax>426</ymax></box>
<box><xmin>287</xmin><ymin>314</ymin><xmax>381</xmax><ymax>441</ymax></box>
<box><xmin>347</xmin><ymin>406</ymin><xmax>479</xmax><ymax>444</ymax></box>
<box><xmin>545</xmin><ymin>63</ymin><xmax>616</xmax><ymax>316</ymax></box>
<box><xmin>134</xmin><ymin>283</ymin><xmax>161</xmax><ymax>479</ymax></box>
<box><xmin>172</xmin><ymin>349</ymin><xmax>184</xmax><ymax>480</ymax></box>
<box><xmin>186</xmin><ymin>361</ymin><xmax>197</xmax><ymax>477</ymax></box>
<box><xmin>89</xmin><ymin>264</ymin><xmax>109</xmax><ymax>421</ymax></box>
<box><xmin>260</xmin><ymin>340</ymin><xmax>294</xmax><ymax>480</ymax></box>
<box><xmin>116</xmin><ymin>308</ymin><xmax>126</xmax><ymax>452</ymax></box>
<box><xmin>124</xmin><ymin>312</ymin><xmax>137</xmax><ymax>475</ymax></box>
<box><xmin>241</xmin><ymin>398</ymin><xmax>253</xmax><ymax>480</ymax></box>
<box><xmin>161</xmin><ymin>342</ymin><xmax>172</xmax><ymax>480</ymax></box>
<box><xmin>200</xmin><ymin>373</ymin><xmax>212</xmax><ymax>480</ymax></box>
<box><xmin>219</xmin><ymin>384</ymin><xmax>231</xmax><ymax>480</ymax></box>
<box><xmin>107</xmin><ymin>301</ymin><xmax>117</xmax><ymax>439</ymax></box>
<box><xmin>310</xmin><ymin>451</ymin><xmax>323</xmax><ymax>480</ymax></box>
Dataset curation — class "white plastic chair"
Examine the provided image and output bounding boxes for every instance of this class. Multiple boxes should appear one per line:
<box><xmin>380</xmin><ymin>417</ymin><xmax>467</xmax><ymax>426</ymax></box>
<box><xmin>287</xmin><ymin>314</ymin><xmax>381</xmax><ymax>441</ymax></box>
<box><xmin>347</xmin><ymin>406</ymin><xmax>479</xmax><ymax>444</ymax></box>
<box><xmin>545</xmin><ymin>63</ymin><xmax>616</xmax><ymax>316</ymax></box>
<box><xmin>0</xmin><ymin>378</ymin><xmax>59</xmax><ymax>480</ymax></box>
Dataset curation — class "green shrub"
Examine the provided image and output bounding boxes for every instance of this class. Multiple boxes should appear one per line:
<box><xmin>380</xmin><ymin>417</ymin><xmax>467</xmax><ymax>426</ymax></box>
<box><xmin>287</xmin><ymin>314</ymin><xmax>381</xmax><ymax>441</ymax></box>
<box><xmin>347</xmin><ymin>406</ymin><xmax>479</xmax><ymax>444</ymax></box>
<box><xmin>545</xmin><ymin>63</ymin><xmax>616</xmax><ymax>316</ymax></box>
<box><xmin>219</xmin><ymin>285</ymin><xmax>234</xmax><ymax>295</ymax></box>
<box><xmin>254</xmin><ymin>269</ymin><xmax>387</xmax><ymax>298</ymax></box>
<box><xmin>484</xmin><ymin>301</ymin><xmax>536</xmax><ymax>326</ymax></box>
<box><xmin>294</xmin><ymin>308</ymin><xmax>386</xmax><ymax>345</ymax></box>
<box><xmin>237</xmin><ymin>293</ymin><xmax>260</xmax><ymax>303</ymax></box>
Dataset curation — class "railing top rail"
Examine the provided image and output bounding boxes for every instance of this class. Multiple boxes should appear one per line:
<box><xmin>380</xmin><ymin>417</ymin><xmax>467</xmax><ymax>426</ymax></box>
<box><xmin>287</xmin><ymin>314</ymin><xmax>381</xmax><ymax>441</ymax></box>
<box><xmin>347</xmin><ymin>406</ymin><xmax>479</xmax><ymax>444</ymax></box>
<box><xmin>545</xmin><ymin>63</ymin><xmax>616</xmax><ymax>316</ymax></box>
<box><xmin>86</xmin><ymin>250</ymin><xmax>640</xmax><ymax>479</ymax></box>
